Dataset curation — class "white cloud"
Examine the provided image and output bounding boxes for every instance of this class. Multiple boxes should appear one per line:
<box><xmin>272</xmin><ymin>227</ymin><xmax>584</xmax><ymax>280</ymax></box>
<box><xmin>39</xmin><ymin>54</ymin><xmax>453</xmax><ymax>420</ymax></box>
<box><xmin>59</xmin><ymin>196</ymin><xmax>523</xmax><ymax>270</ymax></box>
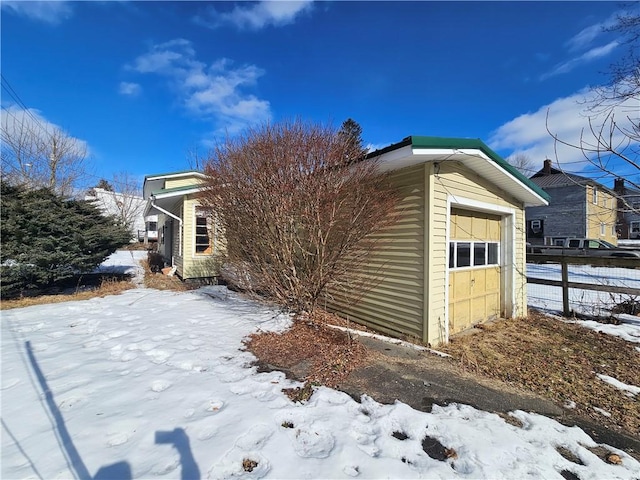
<box><xmin>1</xmin><ymin>0</ymin><xmax>73</xmax><ymax>25</ymax></box>
<box><xmin>540</xmin><ymin>41</ymin><xmax>620</xmax><ymax>81</ymax></box>
<box><xmin>1</xmin><ymin>104</ymin><xmax>90</xmax><ymax>154</ymax></box>
<box><xmin>196</xmin><ymin>0</ymin><xmax>313</xmax><ymax>30</ymax></box>
<box><xmin>128</xmin><ymin>39</ymin><xmax>271</xmax><ymax>135</ymax></box>
<box><xmin>118</xmin><ymin>82</ymin><xmax>141</xmax><ymax>96</ymax></box>
<box><xmin>564</xmin><ymin>11</ymin><xmax>620</xmax><ymax>52</ymax></box>
<box><xmin>488</xmin><ymin>83</ymin><xmax>639</xmax><ymax>179</ymax></box>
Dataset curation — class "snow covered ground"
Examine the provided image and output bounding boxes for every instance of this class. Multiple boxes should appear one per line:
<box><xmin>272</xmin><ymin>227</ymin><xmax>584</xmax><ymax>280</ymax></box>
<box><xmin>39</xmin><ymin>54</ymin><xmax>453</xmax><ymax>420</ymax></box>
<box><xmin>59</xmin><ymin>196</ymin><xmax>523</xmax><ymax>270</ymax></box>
<box><xmin>2</xmin><ymin>252</ymin><xmax>640</xmax><ymax>479</ymax></box>
<box><xmin>527</xmin><ymin>262</ymin><xmax>640</xmax><ymax>344</ymax></box>
<box><xmin>527</xmin><ymin>262</ymin><xmax>640</xmax><ymax>317</ymax></box>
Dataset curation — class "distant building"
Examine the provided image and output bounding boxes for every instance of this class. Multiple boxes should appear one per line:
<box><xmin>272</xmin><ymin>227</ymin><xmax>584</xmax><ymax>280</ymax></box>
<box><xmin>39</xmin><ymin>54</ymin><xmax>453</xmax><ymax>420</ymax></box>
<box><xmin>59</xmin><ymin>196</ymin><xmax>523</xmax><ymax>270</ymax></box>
<box><xmin>143</xmin><ymin>170</ymin><xmax>221</xmax><ymax>279</ymax></box>
<box><xmin>85</xmin><ymin>187</ymin><xmax>151</xmax><ymax>242</ymax></box>
<box><xmin>613</xmin><ymin>178</ymin><xmax>640</xmax><ymax>239</ymax></box>
<box><xmin>525</xmin><ymin>159</ymin><xmax>618</xmax><ymax>245</ymax></box>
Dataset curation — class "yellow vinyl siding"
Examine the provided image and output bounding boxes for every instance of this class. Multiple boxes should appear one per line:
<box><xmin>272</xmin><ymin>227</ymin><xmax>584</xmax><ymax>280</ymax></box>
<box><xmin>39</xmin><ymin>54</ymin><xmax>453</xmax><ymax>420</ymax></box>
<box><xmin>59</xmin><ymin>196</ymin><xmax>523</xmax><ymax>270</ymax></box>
<box><xmin>182</xmin><ymin>195</ymin><xmax>218</xmax><ymax>278</ymax></box>
<box><xmin>586</xmin><ymin>186</ymin><xmax>618</xmax><ymax>244</ymax></box>
<box><xmin>181</xmin><ymin>195</ymin><xmax>222</xmax><ymax>280</ymax></box>
<box><xmin>323</xmin><ymin>164</ymin><xmax>425</xmax><ymax>340</ymax></box>
<box><xmin>164</xmin><ymin>176</ymin><xmax>205</xmax><ymax>190</ymax></box>
<box><xmin>325</xmin><ymin>160</ymin><xmax>529</xmax><ymax>347</ymax></box>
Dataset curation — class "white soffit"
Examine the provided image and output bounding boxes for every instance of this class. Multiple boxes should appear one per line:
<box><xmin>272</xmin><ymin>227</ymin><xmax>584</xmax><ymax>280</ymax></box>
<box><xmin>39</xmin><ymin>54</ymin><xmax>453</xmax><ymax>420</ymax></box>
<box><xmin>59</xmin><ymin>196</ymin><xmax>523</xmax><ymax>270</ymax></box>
<box><xmin>374</xmin><ymin>147</ymin><xmax>548</xmax><ymax>207</ymax></box>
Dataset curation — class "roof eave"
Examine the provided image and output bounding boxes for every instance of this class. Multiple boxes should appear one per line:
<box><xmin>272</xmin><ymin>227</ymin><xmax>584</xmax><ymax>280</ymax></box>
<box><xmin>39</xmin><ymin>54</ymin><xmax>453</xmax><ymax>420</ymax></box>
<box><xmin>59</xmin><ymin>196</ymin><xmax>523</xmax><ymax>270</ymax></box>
<box><xmin>371</xmin><ymin>141</ymin><xmax>549</xmax><ymax>207</ymax></box>
<box><xmin>143</xmin><ymin>186</ymin><xmax>205</xmax><ymax>216</ymax></box>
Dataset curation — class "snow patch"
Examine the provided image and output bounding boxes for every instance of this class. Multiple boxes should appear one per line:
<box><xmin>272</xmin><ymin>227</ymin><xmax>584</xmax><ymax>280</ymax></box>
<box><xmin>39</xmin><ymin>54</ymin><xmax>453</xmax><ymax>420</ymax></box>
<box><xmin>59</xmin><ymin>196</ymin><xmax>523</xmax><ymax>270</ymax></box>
<box><xmin>597</xmin><ymin>374</ymin><xmax>640</xmax><ymax>397</ymax></box>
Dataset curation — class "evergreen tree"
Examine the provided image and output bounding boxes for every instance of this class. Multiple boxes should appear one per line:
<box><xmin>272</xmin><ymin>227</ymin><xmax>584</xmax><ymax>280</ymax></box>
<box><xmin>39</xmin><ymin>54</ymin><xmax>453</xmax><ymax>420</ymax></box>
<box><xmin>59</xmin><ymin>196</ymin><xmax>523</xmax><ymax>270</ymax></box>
<box><xmin>1</xmin><ymin>181</ymin><xmax>131</xmax><ymax>297</ymax></box>
<box><xmin>338</xmin><ymin>118</ymin><xmax>367</xmax><ymax>163</ymax></box>
<box><xmin>95</xmin><ymin>178</ymin><xmax>114</xmax><ymax>191</ymax></box>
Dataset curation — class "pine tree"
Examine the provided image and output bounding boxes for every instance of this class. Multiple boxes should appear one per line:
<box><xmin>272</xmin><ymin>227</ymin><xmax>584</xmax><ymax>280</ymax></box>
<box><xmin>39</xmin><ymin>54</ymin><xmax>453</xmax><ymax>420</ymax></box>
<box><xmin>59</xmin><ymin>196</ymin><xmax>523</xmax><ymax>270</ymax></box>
<box><xmin>338</xmin><ymin>118</ymin><xmax>367</xmax><ymax>163</ymax></box>
<box><xmin>1</xmin><ymin>181</ymin><xmax>132</xmax><ymax>297</ymax></box>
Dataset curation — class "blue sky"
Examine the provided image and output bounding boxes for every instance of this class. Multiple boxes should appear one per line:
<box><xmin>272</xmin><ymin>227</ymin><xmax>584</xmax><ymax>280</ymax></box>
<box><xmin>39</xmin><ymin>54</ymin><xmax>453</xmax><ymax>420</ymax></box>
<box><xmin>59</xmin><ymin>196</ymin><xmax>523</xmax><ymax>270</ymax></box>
<box><xmin>2</xmin><ymin>1</ymin><xmax>638</xmax><ymax>191</ymax></box>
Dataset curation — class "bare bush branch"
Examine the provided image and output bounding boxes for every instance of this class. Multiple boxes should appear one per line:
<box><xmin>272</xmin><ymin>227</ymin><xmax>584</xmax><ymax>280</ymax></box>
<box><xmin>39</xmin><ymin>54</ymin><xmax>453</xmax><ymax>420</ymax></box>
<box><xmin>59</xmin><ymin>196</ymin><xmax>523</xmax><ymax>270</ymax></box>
<box><xmin>201</xmin><ymin>119</ymin><xmax>400</xmax><ymax>314</ymax></box>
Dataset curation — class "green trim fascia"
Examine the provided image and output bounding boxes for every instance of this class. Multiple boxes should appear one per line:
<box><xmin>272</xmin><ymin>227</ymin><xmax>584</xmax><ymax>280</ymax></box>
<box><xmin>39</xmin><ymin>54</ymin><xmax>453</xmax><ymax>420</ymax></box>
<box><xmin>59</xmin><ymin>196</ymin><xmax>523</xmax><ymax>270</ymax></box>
<box><xmin>144</xmin><ymin>170</ymin><xmax>205</xmax><ymax>181</ymax></box>
<box><xmin>368</xmin><ymin>135</ymin><xmax>550</xmax><ymax>203</ymax></box>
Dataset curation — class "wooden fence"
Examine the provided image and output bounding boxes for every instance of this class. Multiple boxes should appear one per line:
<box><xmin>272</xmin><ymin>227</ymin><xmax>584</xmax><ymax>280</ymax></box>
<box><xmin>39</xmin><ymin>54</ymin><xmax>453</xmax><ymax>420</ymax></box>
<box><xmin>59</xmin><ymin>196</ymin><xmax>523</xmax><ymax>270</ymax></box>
<box><xmin>526</xmin><ymin>254</ymin><xmax>640</xmax><ymax>316</ymax></box>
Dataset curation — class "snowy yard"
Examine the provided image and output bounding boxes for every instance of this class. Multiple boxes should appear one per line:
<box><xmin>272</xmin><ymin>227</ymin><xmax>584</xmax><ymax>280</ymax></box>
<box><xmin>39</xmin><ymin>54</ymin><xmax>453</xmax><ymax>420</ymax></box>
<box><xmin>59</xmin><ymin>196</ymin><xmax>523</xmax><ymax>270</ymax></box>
<box><xmin>527</xmin><ymin>262</ymin><xmax>640</xmax><ymax>344</ymax></box>
<box><xmin>2</xmin><ymin>252</ymin><xmax>640</xmax><ymax>479</ymax></box>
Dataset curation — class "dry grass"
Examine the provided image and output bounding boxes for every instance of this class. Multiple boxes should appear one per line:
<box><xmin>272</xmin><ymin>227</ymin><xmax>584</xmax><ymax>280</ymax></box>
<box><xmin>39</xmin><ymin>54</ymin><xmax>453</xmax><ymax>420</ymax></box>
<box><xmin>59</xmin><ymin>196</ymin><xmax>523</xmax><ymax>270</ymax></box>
<box><xmin>141</xmin><ymin>260</ymin><xmax>193</xmax><ymax>291</ymax></box>
<box><xmin>247</xmin><ymin>307</ymin><xmax>639</xmax><ymax>436</ymax></box>
<box><xmin>245</xmin><ymin>311</ymin><xmax>370</xmax><ymax>389</ymax></box>
<box><xmin>1</xmin><ymin>277</ymin><xmax>135</xmax><ymax>310</ymax></box>
<box><xmin>440</xmin><ymin>311</ymin><xmax>640</xmax><ymax>434</ymax></box>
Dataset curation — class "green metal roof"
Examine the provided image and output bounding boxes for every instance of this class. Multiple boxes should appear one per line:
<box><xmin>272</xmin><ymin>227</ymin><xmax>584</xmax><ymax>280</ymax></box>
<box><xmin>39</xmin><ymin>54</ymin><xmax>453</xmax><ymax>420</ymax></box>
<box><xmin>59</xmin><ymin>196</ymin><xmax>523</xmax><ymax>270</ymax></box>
<box><xmin>144</xmin><ymin>169</ymin><xmax>205</xmax><ymax>181</ymax></box>
<box><xmin>369</xmin><ymin>135</ymin><xmax>550</xmax><ymax>202</ymax></box>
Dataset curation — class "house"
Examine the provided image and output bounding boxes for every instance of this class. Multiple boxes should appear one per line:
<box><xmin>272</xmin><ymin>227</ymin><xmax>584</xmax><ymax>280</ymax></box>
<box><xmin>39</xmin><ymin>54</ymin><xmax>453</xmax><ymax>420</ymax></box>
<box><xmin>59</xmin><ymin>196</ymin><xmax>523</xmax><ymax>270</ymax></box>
<box><xmin>85</xmin><ymin>187</ymin><xmax>146</xmax><ymax>242</ymax></box>
<box><xmin>142</xmin><ymin>215</ymin><xmax>159</xmax><ymax>243</ymax></box>
<box><xmin>525</xmin><ymin>159</ymin><xmax>618</xmax><ymax>246</ymax></box>
<box><xmin>323</xmin><ymin>136</ymin><xmax>549</xmax><ymax>346</ymax></box>
<box><xmin>142</xmin><ymin>170</ymin><xmax>222</xmax><ymax>280</ymax></box>
<box><xmin>613</xmin><ymin>178</ymin><xmax>640</xmax><ymax>239</ymax></box>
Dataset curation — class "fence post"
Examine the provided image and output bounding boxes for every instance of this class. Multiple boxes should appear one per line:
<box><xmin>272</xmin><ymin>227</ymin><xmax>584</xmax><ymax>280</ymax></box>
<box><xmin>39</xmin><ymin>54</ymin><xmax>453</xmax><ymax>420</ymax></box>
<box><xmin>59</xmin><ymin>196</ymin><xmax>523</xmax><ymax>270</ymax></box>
<box><xmin>561</xmin><ymin>259</ymin><xmax>570</xmax><ymax>316</ymax></box>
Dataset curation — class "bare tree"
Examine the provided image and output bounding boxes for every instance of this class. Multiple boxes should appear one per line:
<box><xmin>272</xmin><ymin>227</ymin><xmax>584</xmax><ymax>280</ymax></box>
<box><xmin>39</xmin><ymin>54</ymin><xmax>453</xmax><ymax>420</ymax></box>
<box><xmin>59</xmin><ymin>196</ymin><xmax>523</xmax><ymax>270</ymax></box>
<box><xmin>1</xmin><ymin>107</ymin><xmax>89</xmax><ymax>196</ymax></box>
<box><xmin>506</xmin><ymin>153</ymin><xmax>536</xmax><ymax>177</ymax></box>
<box><xmin>186</xmin><ymin>144</ymin><xmax>208</xmax><ymax>171</ymax></box>
<box><xmin>546</xmin><ymin>9</ymin><xmax>639</xmax><ymax>191</ymax></box>
<box><xmin>201</xmin><ymin>119</ymin><xmax>400</xmax><ymax>314</ymax></box>
<box><xmin>86</xmin><ymin>172</ymin><xmax>145</xmax><ymax>238</ymax></box>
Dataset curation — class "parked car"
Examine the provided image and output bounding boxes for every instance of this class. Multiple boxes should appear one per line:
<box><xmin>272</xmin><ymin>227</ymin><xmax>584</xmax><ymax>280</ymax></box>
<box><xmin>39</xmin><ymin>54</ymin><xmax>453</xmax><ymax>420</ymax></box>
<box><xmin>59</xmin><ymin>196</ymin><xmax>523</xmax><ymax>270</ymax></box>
<box><xmin>533</xmin><ymin>238</ymin><xmax>640</xmax><ymax>258</ymax></box>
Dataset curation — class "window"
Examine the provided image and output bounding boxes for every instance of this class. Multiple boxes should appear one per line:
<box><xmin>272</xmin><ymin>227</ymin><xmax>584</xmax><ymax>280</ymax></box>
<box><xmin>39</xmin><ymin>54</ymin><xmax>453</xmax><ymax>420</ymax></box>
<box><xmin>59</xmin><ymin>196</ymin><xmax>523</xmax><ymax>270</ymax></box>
<box><xmin>195</xmin><ymin>208</ymin><xmax>212</xmax><ymax>254</ymax></box>
<box><xmin>449</xmin><ymin>241</ymin><xmax>499</xmax><ymax>269</ymax></box>
<box><xmin>528</xmin><ymin>219</ymin><xmax>543</xmax><ymax>237</ymax></box>
<box><xmin>568</xmin><ymin>239</ymin><xmax>581</xmax><ymax>248</ymax></box>
<box><xmin>600</xmin><ymin>222</ymin><xmax>606</xmax><ymax>236</ymax></box>
<box><xmin>474</xmin><ymin>243</ymin><xmax>486</xmax><ymax>266</ymax></box>
<box><xmin>592</xmin><ymin>187</ymin><xmax>598</xmax><ymax>204</ymax></box>
<box><xmin>457</xmin><ymin>242</ymin><xmax>471</xmax><ymax>267</ymax></box>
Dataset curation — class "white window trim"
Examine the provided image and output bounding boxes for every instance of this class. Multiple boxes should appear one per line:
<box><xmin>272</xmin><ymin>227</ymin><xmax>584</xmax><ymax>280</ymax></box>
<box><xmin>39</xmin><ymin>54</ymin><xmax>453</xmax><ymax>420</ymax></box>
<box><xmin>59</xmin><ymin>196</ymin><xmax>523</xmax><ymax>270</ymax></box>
<box><xmin>192</xmin><ymin>204</ymin><xmax>216</xmax><ymax>258</ymax></box>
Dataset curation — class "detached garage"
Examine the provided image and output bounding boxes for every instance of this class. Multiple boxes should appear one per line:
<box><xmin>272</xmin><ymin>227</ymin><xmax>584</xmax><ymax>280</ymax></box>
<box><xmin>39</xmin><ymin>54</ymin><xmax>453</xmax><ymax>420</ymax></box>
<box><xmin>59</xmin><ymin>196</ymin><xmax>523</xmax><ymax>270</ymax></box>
<box><xmin>324</xmin><ymin>136</ymin><xmax>549</xmax><ymax>346</ymax></box>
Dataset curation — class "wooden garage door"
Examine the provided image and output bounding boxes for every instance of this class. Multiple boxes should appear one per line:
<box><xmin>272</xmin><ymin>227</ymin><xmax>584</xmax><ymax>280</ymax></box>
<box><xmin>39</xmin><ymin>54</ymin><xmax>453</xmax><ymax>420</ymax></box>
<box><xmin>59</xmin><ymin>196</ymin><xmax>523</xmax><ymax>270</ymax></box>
<box><xmin>448</xmin><ymin>208</ymin><xmax>501</xmax><ymax>334</ymax></box>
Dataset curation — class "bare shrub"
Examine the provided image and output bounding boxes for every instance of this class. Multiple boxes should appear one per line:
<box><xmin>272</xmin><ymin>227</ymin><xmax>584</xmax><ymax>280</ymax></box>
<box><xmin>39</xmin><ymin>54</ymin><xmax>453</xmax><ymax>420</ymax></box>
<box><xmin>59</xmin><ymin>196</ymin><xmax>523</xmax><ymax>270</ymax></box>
<box><xmin>201</xmin><ymin>119</ymin><xmax>399</xmax><ymax>314</ymax></box>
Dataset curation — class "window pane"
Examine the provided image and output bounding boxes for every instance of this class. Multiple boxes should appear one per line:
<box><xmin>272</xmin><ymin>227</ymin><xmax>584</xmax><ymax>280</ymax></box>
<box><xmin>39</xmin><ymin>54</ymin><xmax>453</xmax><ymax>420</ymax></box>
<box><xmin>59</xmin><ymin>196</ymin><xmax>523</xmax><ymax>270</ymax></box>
<box><xmin>449</xmin><ymin>243</ymin><xmax>455</xmax><ymax>268</ymax></box>
<box><xmin>457</xmin><ymin>242</ymin><xmax>471</xmax><ymax>267</ymax></box>
<box><xmin>474</xmin><ymin>243</ymin><xmax>486</xmax><ymax>266</ymax></box>
<box><xmin>195</xmin><ymin>208</ymin><xmax>211</xmax><ymax>254</ymax></box>
<box><xmin>488</xmin><ymin>243</ymin><xmax>499</xmax><ymax>264</ymax></box>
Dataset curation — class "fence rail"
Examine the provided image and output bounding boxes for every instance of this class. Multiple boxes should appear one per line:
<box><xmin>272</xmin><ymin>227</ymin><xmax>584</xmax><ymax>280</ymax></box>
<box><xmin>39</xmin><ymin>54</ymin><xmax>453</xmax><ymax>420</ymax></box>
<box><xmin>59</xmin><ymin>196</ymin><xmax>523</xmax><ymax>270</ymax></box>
<box><xmin>526</xmin><ymin>254</ymin><xmax>640</xmax><ymax>316</ymax></box>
